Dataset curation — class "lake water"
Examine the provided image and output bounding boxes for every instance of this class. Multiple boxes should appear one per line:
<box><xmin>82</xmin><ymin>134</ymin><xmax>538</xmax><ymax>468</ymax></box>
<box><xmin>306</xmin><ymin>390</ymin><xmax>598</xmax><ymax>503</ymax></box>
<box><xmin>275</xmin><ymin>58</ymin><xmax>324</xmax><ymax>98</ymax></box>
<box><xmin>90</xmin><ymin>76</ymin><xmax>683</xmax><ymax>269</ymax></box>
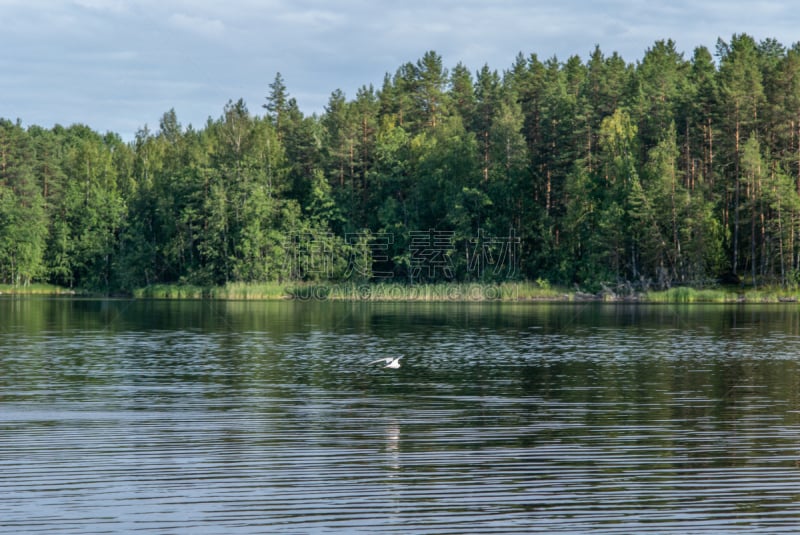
<box><xmin>2</xmin><ymin>299</ymin><xmax>800</xmax><ymax>533</ymax></box>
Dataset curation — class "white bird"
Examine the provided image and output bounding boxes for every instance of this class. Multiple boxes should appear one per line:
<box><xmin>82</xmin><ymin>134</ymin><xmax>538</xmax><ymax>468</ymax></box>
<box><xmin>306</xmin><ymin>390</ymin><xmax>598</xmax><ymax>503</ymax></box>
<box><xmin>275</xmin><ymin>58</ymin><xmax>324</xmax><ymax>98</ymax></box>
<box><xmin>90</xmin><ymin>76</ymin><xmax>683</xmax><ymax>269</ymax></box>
<box><xmin>369</xmin><ymin>355</ymin><xmax>403</xmax><ymax>368</ymax></box>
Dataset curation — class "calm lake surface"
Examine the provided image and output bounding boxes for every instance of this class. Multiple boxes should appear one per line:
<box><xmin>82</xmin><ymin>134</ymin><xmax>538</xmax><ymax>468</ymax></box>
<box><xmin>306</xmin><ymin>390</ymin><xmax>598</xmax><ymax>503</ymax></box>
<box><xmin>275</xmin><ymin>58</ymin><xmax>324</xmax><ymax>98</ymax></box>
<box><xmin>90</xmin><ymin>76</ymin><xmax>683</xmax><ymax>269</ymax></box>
<box><xmin>3</xmin><ymin>298</ymin><xmax>800</xmax><ymax>533</ymax></box>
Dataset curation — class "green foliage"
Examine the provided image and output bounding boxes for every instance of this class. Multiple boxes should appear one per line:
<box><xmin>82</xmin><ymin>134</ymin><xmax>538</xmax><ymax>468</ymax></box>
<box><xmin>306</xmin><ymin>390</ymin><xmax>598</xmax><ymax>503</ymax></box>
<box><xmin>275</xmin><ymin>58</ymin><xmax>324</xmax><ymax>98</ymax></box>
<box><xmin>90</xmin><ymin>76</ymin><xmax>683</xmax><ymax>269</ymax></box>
<box><xmin>5</xmin><ymin>37</ymin><xmax>800</xmax><ymax>294</ymax></box>
<box><xmin>0</xmin><ymin>121</ymin><xmax>49</xmax><ymax>285</ymax></box>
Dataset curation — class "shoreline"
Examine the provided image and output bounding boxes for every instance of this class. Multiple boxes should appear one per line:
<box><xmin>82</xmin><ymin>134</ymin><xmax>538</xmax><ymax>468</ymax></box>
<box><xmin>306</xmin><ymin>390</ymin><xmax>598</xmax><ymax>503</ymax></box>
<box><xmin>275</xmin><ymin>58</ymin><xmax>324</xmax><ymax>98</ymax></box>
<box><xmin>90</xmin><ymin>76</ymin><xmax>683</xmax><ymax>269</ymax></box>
<box><xmin>3</xmin><ymin>282</ymin><xmax>800</xmax><ymax>304</ymax></box>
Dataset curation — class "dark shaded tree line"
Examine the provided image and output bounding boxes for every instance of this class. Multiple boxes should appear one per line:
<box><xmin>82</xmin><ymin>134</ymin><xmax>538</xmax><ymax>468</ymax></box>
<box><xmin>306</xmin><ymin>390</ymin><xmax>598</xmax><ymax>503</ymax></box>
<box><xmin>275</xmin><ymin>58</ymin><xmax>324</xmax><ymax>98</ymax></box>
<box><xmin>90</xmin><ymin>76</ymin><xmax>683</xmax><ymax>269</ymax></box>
<box><xmin>3</xmin><ymin>34</ymin><xmax>800</xmax><ymax>292</ymax></box>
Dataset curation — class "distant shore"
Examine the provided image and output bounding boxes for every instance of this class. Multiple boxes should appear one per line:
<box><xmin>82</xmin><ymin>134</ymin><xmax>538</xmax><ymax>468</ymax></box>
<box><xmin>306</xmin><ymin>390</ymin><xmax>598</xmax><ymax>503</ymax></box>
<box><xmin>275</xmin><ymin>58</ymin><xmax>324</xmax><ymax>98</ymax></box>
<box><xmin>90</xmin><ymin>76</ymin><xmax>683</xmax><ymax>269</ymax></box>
<box><xmin>0</xmin><ymin>284</ymin><xmax>80</xmax><ymax>296</ymax></box>
<box><xmin>4</xmin><ymin>281</ymin><xmax>800</xmax><ymax>304</ymax></box>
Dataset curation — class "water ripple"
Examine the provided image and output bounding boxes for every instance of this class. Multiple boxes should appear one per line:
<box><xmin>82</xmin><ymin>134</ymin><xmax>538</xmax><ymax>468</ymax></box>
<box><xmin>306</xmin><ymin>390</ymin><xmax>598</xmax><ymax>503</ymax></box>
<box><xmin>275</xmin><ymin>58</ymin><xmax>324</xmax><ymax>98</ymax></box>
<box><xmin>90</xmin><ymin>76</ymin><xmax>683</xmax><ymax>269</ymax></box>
<box><xmin>2</xmin><ymin>302</ymin><xmax>800</xmax><ymax>533</ymax></box>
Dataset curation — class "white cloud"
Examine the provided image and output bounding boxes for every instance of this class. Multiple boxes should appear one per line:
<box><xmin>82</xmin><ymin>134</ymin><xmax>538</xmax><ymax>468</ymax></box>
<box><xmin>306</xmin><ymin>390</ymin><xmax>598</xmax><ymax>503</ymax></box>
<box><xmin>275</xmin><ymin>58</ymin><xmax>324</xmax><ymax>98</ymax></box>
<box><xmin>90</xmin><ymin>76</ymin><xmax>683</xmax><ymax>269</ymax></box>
<box><xmin>2</xmin><ymin>0</ymin><xmax>800</xmax><ymax>139</ymax></box>
<box><xmin>72</xmin><ymin>0</ymin><xmax>128</xmax><ymax>14</ymax></box>
<box><xmin>275</xmin><ymin>8</ymin><xmax>345</xmax><ymax>29</ymax></box>
<box><xmin>169</xmin><ymin>12</ymin><xmax>226</xmax><ymax>38</ymax></box>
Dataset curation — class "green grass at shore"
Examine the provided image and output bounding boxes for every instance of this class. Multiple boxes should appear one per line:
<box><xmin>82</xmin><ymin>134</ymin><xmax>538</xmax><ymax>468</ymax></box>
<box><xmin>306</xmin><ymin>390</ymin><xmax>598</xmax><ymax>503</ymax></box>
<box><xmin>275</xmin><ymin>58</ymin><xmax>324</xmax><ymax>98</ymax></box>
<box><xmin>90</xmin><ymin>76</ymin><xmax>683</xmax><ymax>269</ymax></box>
<box><xmin>742</xmin><ymin>287</ymin><xmax>800</xmax><ymax>302</ymax></box>
<box><xmin>132</xmin><ymin>282</ymin><xmax>288</xmax><ymax>300</ymax></box>
<box><xmin>12</xmin><ymin>280</ymin><xmax>800</xmax><ymax>303</ymax></box>
<box><xmin>280</xmin><ymin>281</ymin><xmax>572</xmax><ymax>301</ymax></box>
<box><xmin>126</xmin><ymin>282</ymin><xmax>800</xmax><ymax>302</ymax></box>
<box><xmin>132</xmin><ymin>283</ymin><xmax>207</xmax><ymax>299</ymax></box>
<box><xmin>211</xmin><ymin>282</ymin><xmax>290</xmax><ymax>300</ymax></box>
<box><xmin>643</xmin><ymin>285</ymin><xmax>800</xmax><ymax>303</ymax></box>
<box><xmin>0</xmin><ymin>283</ymin><xmax>79</xmax><ymax>296</ymax></box>
<box><xmin>132</xmin><ymin>281</ymin><xmax>566</xmax><ymax>301</ymax></box>
<box><xmin>642</xmin><ymin>287</ymin><xmax>740</xmax><ymax>303</ymax></box>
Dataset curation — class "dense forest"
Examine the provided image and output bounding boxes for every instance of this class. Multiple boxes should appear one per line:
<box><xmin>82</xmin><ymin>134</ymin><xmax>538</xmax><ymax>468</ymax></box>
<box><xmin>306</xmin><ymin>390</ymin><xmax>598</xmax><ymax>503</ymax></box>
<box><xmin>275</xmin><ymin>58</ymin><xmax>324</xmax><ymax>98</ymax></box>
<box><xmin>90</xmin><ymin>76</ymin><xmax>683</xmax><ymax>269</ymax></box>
<box><xmin>3</xmin><ymin>34</ymin><xmax>800</xmax><ymax>293</ymax></box>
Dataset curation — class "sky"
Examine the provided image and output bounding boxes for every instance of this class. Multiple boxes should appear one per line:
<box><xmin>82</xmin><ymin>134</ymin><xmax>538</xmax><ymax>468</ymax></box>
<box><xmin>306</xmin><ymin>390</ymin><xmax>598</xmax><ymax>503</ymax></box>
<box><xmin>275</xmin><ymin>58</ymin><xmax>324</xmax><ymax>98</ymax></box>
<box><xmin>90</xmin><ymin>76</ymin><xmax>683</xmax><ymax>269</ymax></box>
<box><xmin>1</xmin><ymin>0</ymin><xmax>798</xmax><ymax>141</ymax></box>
